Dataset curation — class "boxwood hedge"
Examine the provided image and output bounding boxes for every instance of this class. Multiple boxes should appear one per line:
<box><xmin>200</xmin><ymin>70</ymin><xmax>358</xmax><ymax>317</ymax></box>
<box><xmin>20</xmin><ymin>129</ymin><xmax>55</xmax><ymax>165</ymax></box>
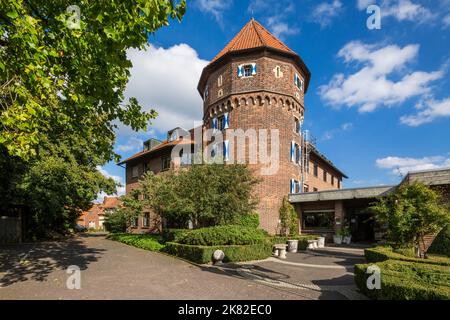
<box><xmin>365</xmin><ymin>246</ymin><xmax>450</xmax><ymax>266</ymax></box>
<box><xmin>354</xmin><ymin>260</ymin><xmax>450</xmax><ymax>300</ymax></box>
<box><xmin>164</xmin><ymin>241</ymin><xmax>273</xmax><ymax>264</ymax></box>
<box><xmin>175</xmin><ymin>225</ymin><xmax>269</xmax><ymax>246</ymax></box>
<box><xmin>108</xmin><ymin>233</ymin><xmax>165</xmax><ymax>251</ymax></box>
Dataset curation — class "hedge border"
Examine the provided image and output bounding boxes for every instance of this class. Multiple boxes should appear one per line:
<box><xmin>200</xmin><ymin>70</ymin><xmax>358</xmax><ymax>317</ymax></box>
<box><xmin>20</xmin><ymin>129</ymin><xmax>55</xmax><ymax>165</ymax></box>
<box><xmin>354</xmin><ymin>261</ymin><xmax>450</xmax><ymax>300</ymax></box>
<box><xmin>164</xmin><ymin>242</ymin><xmax>273</xmax><ymax>264</ymax></box>
<box><xmin>365</xmin><ymin>246</ymin><xmax>450</xmax><ymax>266</ymax></box>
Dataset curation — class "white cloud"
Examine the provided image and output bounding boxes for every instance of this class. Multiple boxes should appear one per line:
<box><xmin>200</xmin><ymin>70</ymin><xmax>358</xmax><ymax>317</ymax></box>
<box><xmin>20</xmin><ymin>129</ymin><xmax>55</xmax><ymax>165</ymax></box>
<box><xmin>322</xmin><ymin>122</ymin><xmax>353</xmax><ymax>141</ymax></box>
<box><xmin>96</xmin><ymin>166</ymin><xmax>125</xmax><ymax>200</ymax></box>
<box><xmin>116</xmin><ymin>137</ymin><xmax>144</xmax><ymax>153</ymax></box>
<box><xmin>400</xmin><ymin>97</ymin><xmax>450</xmax><ymax>126</ymax></box>
<box><xmin>319</xmin><ymin>41</ymin><xmax>443</xmax><ymax>112</ymax></box>
<box><xmin>266</xmin><ymin>18</ymin><xmax>300</xmax><ymax>39</ymax></box>
<box><xmin>312</xmin><ymin>0</ymin><xmax>343</xmax><ymax>28</ymax></box>
<box><xmin>443</xmin><ymin>13</ymin><xmax>450</xmax><ymax>28</ymax></box>
<box><xmin>376</xmin><ymin>155</ymin><xmax>450</xmax><ymax>175</ymax></box>
<box><xmin>248</xmin><ymin>0</ymin><xmax>299</xmax><ymax>39</ymax></box>
<box><xmin>196</xmin><ymin>0</ymin><xmax>232</xmax><ymax>25</ymax></box>
<box><xmin>357</xmin><ymin>0</ymin><xmax>435</xmax><ymax>24</ymax></box>
<box><xmin>122</xmin><ymin>44</ymin><xmax>208</xmax><ymax>136</ymax></box>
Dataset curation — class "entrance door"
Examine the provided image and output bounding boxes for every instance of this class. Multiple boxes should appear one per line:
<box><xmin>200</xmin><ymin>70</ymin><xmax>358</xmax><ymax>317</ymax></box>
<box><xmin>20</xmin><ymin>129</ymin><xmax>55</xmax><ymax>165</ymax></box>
<box><xmin>350</xmin><ymin>213</ymin><xmax>374</xmax><ymax>242</ymax></box>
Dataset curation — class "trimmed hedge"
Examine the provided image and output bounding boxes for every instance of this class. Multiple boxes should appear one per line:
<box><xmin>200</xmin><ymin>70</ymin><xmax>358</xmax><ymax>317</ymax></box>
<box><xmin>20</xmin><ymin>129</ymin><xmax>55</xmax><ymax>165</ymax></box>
<box><xmin>354</xmin><ymin>260</ymin><xmax>450</xmax><ymax>300</ymax></box>
<box><xmin>161</xmin><ymin>228</ymin><xmax>190</xmax><ymax>243</ymax></box>
<box><xmin>108</xmin><ymin>233</ymin><xmax>165</xmax><ymax>251</ymax></box>
<box><xmin>428</xmin><ymin>225</ymin><xmax>450</xmax><ymax>257</ymax></box>
<box><xmin>175</xmin><ymin>225</ymin><xmax>268</xmax><ymax>246</ymax></box>
<box><xmin>164</xmin><ymin>241</ymin><xmax>273</xmax><ymax>264</ymax></box>
<box><xmin>365</xmin><ymin>246</ymin><xmax>450</xmax><ymax>266</ymax></box>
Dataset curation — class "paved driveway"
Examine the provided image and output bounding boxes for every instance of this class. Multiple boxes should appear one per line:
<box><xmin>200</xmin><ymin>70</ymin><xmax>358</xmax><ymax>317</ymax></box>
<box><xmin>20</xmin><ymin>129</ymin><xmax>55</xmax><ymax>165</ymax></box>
<box><xmin>0</xmin><ymin>234</ymin><xmax>348</xmax><ymax>300</ymax></box>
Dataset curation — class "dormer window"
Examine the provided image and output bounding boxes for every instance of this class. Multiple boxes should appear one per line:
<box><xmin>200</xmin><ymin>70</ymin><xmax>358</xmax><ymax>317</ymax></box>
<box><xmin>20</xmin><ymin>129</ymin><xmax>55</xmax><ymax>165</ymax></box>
<box><xmin>237</xmin><ymin>63</ymin><xmax>256</xmax><ymax>78</ymax></box>
<box><xmin>169</xmin><ymin>130</ymin><xmax>179</xmax><ymax>142</ymax></box>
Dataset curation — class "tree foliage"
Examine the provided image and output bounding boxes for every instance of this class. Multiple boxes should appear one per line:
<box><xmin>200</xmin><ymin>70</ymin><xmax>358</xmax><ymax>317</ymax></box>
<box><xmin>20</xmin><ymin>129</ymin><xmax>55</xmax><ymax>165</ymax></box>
<box><xmin>135</xmin><ymin>164</ymin><xmax>260</xmax><ymax>229</ymax></box>
<box><xmin>279</xmin><ymin>197</ymin><xmax>298</xmax><ymax>236</ymax></box>
<box><xmin>370</xmin><ymin>183</ymin><xmax>450</xmax><ymax>258</ymax></box>
<box><xmin>0</xmin><ymin>0</ymin><xmax>186</xmax><ymax>238</ymax></box>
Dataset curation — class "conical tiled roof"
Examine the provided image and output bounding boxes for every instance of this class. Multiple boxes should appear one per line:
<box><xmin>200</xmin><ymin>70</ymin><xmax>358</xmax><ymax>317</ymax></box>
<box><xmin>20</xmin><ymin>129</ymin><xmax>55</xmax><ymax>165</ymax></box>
<box><xmin>211</xmin><ymin>18</ymin><xmax>294</xmax><ymax>63</ymax></box>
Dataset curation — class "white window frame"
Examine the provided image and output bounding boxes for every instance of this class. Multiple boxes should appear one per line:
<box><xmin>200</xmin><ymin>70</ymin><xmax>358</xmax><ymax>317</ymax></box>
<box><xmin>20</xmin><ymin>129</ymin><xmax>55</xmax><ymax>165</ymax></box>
<box><xmin>142</xmin><ymin>213</ymin><xmax>150</xmax><ymax>228</ymax></box>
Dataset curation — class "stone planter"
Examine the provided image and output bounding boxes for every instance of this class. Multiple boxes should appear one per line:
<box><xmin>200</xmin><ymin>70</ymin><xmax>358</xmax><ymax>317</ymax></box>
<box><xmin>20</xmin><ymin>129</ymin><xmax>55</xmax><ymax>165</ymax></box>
<box><xmin>333</xmin><ymin>235</ymin><xmax>343</xmax><ymax>244</ymax></box>
<box><xmin>287</xmin><ymin>239</ymin><xmax>299</xmax><ymax>253</ymax></box>
<box><xmin>317</xmin><ymin>237</ymin><xmax>325</xmax><ymax>248</ymax></box>
<box><xmin>343</xmin><ymin>235</ymin><xmax>352</xmax><ymax>244</ymax></box>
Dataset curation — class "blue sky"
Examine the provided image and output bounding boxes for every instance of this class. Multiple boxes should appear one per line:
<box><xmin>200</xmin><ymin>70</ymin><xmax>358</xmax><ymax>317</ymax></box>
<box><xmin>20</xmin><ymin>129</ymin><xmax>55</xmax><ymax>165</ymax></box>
<box><xmin>99</xmin><ymin>0</ymin><xmax>450</xmax><ymax>198</ymax></box>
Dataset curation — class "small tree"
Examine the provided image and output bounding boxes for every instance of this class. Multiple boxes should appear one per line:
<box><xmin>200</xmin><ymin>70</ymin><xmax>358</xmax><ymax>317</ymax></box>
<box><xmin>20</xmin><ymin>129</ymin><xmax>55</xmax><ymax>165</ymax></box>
<box><xmin>370</xmin><ymin>183</ymin><xmax>450</xmax><ymax>258</ymax></box>
<box><xmin>279</xmin><ymin>197</ymin><xmax>298</xmax><ymax>236</ymax></box>
<box><xmin>139</xmin><ymin>164</ymin><xmax>260</xmax><ymax>229</ymax></box>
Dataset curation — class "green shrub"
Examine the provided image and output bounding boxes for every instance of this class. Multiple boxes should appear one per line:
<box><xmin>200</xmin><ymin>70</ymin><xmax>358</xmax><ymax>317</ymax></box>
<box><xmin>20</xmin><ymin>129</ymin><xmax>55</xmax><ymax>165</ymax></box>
<box><xmin>108</xmin><ymin>233</ymin><xmax>165</xmax><ymax>251</ymax></box>
<box><xmin>234</xmin><ymin>212</ymin><xmax>260</xmax><ymax>229</ymax></box>
<box><xmin>161</xmin><ymin>228</ymin><xmax>190</xmax><ymax>243</ymax></box>
<box><xmin>428</xmin><ymin>225</ymin><xmax>450</xmax><ymax>257</ymax></box>
<box><xmin>365</xmin><ymin>246</ymin><xmax>450</xmax><ymax>266</ymax></box>
<box><xmin>164</xmin><ymin>242</ymin><xmax>273</xmax><ymax>264</ymax></box>
<box><xmin>175</xmin><ymin>225</ymin><xmax>269</xmax><ymax>246</ymax></box>
<box><xmin>354</xmin><ymin>260</ymin><xmax>450</xmax><ymax>300</ymax></box>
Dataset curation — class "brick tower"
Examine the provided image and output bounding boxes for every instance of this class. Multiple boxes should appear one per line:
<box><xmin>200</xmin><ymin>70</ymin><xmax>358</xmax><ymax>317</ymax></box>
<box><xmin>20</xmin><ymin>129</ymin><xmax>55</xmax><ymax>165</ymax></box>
<box><xmin>197</xmin><ymin>19</ymin><xmax>311</xmax><ymax>234</ymax></box>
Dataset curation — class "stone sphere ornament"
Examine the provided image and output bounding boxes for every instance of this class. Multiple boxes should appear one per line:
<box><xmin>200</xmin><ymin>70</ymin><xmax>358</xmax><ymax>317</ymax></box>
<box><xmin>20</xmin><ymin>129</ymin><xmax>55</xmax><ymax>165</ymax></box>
<box><xmin>213</xmin><ymin>250</ymin><xmax>225</xmax><ymax>264</ymax></box>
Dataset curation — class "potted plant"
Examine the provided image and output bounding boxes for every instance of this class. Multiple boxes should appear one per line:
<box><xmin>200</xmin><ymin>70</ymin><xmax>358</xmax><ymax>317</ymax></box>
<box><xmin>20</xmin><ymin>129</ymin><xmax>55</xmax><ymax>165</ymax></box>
<box><xmin>342</xmin><ymin>227</ymin><xmax>352</xmax><ymax>244</ymax></box>
<box><xmin>333</xmin><ymin>230</ymin><xmax>343</xmax><ymax>244</ymax></box>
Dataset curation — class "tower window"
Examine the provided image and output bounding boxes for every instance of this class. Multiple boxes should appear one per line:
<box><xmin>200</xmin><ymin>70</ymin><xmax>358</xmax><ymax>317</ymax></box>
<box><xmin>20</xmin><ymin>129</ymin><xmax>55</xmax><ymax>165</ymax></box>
<box><xmin>314</xmin><ymin>163</ymin><xmax>318</xmax><ymax>177</ymax></box>
<box><xmin>294</xmin><ymin>117</ymin><xmax>300</xmax><ymax>134</ymax></box>
<box><xmin>204</xmin><ymin>85</ymin><xmax>209</xmax><ymax>100</ymax></box>
<box><xmin>275</xmin><ymin>66</ymin><xmax>282</xmax><ymax>78</ymax></box>
<box><xmin>218</xmin><ymin>75</ymin><xmax>223</xmax><ymax>86</ymax></box>
<box><xmin>244</xmin><ymin>65</ymin><xmax>252</xmax><ymax>77</ymax></box>
<box><xmin>323</xmin><ymin>170</ymin><xmax>327</xmax><ymax>182</ymax></box>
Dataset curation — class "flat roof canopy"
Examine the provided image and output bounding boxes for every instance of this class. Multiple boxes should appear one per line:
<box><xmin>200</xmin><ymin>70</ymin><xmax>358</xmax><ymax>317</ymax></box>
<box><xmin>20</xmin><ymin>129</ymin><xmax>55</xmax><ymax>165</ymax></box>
<box><xmin>289</xmin><ymin>186</ymin><xmax>395</xmax><ymax>203</ymax></box>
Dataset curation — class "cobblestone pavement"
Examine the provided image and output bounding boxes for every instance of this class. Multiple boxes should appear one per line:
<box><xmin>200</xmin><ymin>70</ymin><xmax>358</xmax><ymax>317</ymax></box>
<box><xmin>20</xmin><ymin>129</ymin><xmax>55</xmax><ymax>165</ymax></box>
<box><xmin>0</xmin><ymin>235</ymin><xmax>352</xmax><ymax>300</ymax></box>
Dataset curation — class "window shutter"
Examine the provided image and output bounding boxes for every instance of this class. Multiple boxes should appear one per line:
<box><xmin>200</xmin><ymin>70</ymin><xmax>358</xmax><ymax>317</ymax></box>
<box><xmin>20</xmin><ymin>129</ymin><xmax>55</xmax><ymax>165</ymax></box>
<box><xmin>223</xmin><ymin>140</ymin><xmax>229</xmax><ymax>161</ymax></box>
<box><xmin>290</xmin><ymin>141</ymin><xmax>295</xmax><ymax>162</ymax></box>
<box><xmin>290</xmin><ymin>179</ymin><xmax>295</xmax><ymax>194</ymax></box>
<box><xmin>224</xmin><ymin>112</ymin><xmax>229</xmax><ymax>129</ymax></box>
<box><xmin>237</xmin><ymin>65</ymin><xmax>243</xmax><ymax>78</ymax></box>
<box><xmin>212</xmin><ymin>117</ymin><xmax>217</xmax><ymax>130</ymax></box>
<box><xmin>251</xmin><ymin>63</ymin><xmax>257</xmax><ymax>75</ymax></box>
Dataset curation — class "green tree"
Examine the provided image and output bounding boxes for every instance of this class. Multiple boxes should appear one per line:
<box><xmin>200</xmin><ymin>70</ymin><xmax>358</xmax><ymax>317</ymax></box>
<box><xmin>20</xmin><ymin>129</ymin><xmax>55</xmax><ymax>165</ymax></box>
<box><xmin>279</xmin><ymin>197</ymin><xmax>298</xmax><ymax>236</ymax></box>
<box><xmin>370</xmin><ymin>183</ymin><xmax>450</xmax><ymax>258</ymax></box>
<box><xmin>138</xmin><ymin>164</ymin><xmax>260</xmax><ymax>229</ymax></box>
<box><xmin>104</xmin><ymin>193</ymin><xmax>141</xmax><ymax>233</ymax></box>
<box><xmin>1</xmin><ymin>0</ymin><xmax>185</xmax><ymax>160</ymax></box>
<box><xmin>0</xmin><ymin>0</ymin><xmax>186</xmax><ymax>237</ymax></box>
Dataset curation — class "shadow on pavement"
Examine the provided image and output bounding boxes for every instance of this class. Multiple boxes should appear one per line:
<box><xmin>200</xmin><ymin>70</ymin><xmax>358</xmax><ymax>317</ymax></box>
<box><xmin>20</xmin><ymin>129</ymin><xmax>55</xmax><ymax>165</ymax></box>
<box><xmin>0</xmin><ymin>235</ymin><xmax>105</xmax><ymax>287</ymax></box>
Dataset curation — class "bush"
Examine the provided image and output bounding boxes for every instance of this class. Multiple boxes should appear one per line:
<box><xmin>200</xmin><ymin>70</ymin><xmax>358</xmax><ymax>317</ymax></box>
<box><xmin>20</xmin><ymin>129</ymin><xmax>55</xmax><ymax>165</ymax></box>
<box><xmin>354</xmin><ymin>260</ymin><xmax>450</xmax><ymax>300</ymax></box>
<box><xmin>161</xmin><ymin>228</ymin><xmax>190</xmax><ymax>243</ymax></box>
<box><xmin>164</xmin><ymin>242</ymin><xmax>273</xmax><ymax>264</ymax></box>
<box><xmin>108</xmin><ymin>233</ymin><xmax>165</xmax><ymax>251</ymax></box>
<box><xmin>234</xmin><ymin>213</ymin><xmax>260</xmax><ymax>229</ymax></box>
<box><xmin>104</xmin><ymin>210</ymin><xmax>127</xmax><ymax>233</ymax></box>
<box><xmin>175</xmin><ymin>225</ymin><xmax>269</xmax><ymax>246</ymax></box>
<box><xmin>365</xmin><ymin>246</ymin><xmax>450</xmax><ymax>266</ymax></box>
<box><xmin>428</xmin><ymin>225</ymin><xmax>450</xmax><ymax>257</ymax></box>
